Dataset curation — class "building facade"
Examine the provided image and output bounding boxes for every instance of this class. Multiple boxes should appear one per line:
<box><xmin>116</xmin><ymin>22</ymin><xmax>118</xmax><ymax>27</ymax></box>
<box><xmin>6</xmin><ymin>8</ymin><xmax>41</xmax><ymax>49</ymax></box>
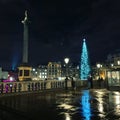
<box><xmin>47</xmin><ymin>62</ymin><xmax>61</xmax><ymax>79</ymax></box>
<box><xmin>0</xmin><ymin>67</ymin><xmax>8</xmax><ymax>81</ymax></box>
<box><xmin>31</xmin><ymin>65</ymin><xmax>47</xmax><ymax>80</ymax></box>
<box><xmin>106</xmin><ymin>50</ymin><xmax>120</xmax><ymax>87</ymax></box>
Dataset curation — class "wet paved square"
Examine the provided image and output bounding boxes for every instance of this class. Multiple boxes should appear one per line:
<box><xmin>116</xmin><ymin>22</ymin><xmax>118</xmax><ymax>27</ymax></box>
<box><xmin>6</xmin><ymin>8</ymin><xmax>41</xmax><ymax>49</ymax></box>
<box><xmin>0</xmin><ymin>89</ymin><xmax>120</xmax><ymax>120</ymax></box>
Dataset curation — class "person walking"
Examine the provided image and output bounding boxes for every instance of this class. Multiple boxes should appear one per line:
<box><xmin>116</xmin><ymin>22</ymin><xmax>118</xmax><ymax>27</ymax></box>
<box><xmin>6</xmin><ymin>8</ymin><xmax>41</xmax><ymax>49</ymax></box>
<box><xmin>65</xmin><ymin>77</ymin><xmax>68</xmax><ymax>90</ymax></box>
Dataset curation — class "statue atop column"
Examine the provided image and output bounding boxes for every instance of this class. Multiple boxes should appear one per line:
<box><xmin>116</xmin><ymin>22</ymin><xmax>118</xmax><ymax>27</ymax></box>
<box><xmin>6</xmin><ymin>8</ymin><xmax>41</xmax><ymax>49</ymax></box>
<box><xmin>21</xmin><ymin>10</ymin><xmax>29</xmax><ymax>64</ymax></box>
<box><xmin>22</xmin><ymin>10</ymin><xmax>29</xmax><ymax>24</ymax></box>
<box><xmin>18</xmin><ymin>10</ymin><xmax>32</xmax><ymax>81</ymax></box>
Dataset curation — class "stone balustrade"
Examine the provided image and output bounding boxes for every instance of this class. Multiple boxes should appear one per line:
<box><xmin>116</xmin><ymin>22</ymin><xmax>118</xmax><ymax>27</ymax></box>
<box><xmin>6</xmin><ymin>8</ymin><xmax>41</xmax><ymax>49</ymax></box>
<box><xmin>0</xmin><ymin>79</ymin><xmax>87</xmax><ymax>94</ymax></box>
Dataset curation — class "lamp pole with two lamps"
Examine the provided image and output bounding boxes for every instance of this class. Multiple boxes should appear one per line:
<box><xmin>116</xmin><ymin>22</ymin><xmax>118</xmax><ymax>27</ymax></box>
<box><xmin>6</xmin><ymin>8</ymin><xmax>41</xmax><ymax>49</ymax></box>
<box><xmin>64</xmin><ymin>58</ymin><xmax>69</xmax><ymax>90</ymax></box>
<box><xmin>64</xmin><ymin>58</ymin><xmax>70</xmax><ymax>77</ymax></box>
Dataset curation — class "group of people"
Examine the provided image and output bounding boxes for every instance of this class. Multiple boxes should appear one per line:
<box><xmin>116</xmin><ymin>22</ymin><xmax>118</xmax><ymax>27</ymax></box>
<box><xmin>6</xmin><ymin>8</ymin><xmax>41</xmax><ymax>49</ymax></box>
<box><xmin>65</xmin><ymin>75</ymin><xmax>103</xmax><ymax>90</ymax></box>
<box><xmin>65</xmin><ymin>76</ymin><xmax>76</xmax><ymax>90</ymax></box>
<box><xmin>87</xmin><ymin>75</ymin><xmax>104</xmax><ymax>89</ymax></box>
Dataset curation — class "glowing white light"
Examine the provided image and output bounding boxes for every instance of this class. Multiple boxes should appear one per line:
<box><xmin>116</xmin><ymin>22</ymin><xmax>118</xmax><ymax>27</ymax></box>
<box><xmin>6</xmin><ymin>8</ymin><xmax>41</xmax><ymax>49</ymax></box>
<box><xmin>111</xmin><ymin>64</ymin><xmax>114</xmax><ymax>67</ymax></box>
<box><xmin>9</xmin><ymin>77</ymin><xmax>13</xmax><ymax>81</ymax></box>
<box><xmin>64</xmin><ymin>58</ymin><xmax>69</xmax><ymax>64</ymax></box>
<box><xmin>97</xmin><ymin>64</ymin><xmax>101</xmax><ymax>68</ymax></box>
<box><xmin>83</xmin><ymin>38</ymin><xmax>86</xmax><ymax>42</ymax></box>
<box><xmin>58</xmin><ymin>77</ymin><xmax>62</xmax><ymax>80</ymax></box>
<box><xmin>117</xmin><ymin>61</ymin><xmax>120</xmax><ymax>65</ymax></box>
<box><xmin>77</xmin><ymin>65</ymin><xmax>79</xmax><ymax>69</ymax></box>
<box><xmin>32</xmin><ymin>68</ymin><xmax>35</xmax><ymax>71</ymax></box>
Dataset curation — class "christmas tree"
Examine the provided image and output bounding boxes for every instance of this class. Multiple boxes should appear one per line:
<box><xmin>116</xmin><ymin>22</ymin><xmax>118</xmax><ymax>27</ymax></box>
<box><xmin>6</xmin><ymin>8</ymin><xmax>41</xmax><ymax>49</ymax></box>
<box><xmin>80</xmin><ymin>39</ymin><xmax>90</xmax><ymax>80</ymax></box>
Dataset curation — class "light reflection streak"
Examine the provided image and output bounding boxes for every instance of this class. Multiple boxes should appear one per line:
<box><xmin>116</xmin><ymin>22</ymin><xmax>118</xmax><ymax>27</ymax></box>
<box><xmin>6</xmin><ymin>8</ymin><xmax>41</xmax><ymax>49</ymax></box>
<box><xmin>113</xmin><ymin>92</ymin><xmax>120</xmax><ymax>114</ymax></box>
<box><xmin>81</xmin><ymin>90</ymin><xmax>91</xmax><ymax>120</ymax></box>
<box><xmin>65</xmin><ymin>113</ymin><xmax>71</xmax><ymax>120</ymax></box>
<box><xmin>97</xmin><ymin>95</ymin><xmax>104</xmax><ymax>113</ymax></box>
<box><xmin>57</xmin><ymin>103</ymin><xmax>71</xmax><ymax>120</ymax></box>
<box><xmin>58</xmin><ymin>103</ymin><xmax>73</xmax><ymax>109</ymax></box>
<box><xmin>57</xmin><ymin>98</ymin><xmax>73</xmax><ymax>120</ymax></box>
<box><xmin>95</xmin><ymin>91</ymin><xmax>105</xmax><ymax>114</ymax></box>
<box><xmin>114</xmin><ymin>92</ymin><xmax>120</xmax><ymax>105</ymax></box>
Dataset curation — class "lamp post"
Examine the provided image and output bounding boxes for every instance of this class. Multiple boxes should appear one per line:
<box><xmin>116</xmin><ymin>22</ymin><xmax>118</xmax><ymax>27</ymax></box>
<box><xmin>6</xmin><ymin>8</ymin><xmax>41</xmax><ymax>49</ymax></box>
<box><xmin>96</xmin><ymin>63</ymin><xmax>102</xmax><ymax>79</ymax></box>
<box><xmin>64</xmin><ymin>58</ymin><xmax>69</xmax><ymax>77</ymax></box>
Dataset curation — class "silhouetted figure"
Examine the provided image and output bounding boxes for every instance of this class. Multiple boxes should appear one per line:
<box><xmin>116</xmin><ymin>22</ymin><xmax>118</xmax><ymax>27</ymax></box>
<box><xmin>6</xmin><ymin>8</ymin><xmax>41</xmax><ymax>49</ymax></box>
<box><xmin>38</xmin><ymin>82</ymin><xmax>40</xmax><ymax>90</ymax></box>
<box><xmin>18</xmin><ymin>83</ymin><xmax>21</xmax><ymax>92</ymax></box>
<box><xmin>88</xmin><ymin>75</ymin><xmax>93</xmax><ymax>89</ymax></box>
<box><xmin>5</xmin><ymin>84</ymin><xmax>9</xmax><ymax>93</ymax></box>
<box><xmin>35</xmin><ymin>83</ymin><xmax>37</xmax><ymax>90</ymax></box>
<box><xmin>65</xmin><ymin>77</ymin><xmax>68</xmax><ymax>90</ymax></box>
<box><xmin>71</xmin><ymin>77</ymin><xmax>75</xmax><ymax>90</ymax></box>
<box><xmin>31</xmin><ymin>83</ymin><xmax>34</xmax><ymax>91</ymax></box>
<box><xmin>98</xmin><ymin>77</ymin><xmax>103</xmax><ymax>88</ymax></box>
<box><xmin>28</xmin><ymin>83</ymin><xmax>30</xmax><ymax>91</ymax></box>
<box><xmin>0</xmin><ymin>84</ymin><xmax>3</xmax><ymax>93</ymax></box>
<box><xmin>14</xmin><ymin>83</ymin><xmax>17</xmax><ymax>92</ymax></box>
<box><xmin>44</xmin><ymin>78</ymin><xmax>47</xmax><ymax>89</ymax></box>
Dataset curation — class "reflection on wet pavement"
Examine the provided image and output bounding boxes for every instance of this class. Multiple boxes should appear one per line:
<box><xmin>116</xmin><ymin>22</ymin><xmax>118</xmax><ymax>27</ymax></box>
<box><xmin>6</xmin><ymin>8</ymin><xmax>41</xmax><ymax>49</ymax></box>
<box><xmin>0</xmin><ymin>89</ymin><xmax>120</xmax><ymax>120</ymax></box>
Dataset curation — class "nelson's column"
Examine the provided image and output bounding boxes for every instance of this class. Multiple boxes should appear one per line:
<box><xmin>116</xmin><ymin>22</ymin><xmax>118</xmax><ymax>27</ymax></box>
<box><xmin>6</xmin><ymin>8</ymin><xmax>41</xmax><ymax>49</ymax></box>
<box><xmin>18</xmin><ymin>11</ymin><xmax>32</xmax><ymax>81</ymax></box>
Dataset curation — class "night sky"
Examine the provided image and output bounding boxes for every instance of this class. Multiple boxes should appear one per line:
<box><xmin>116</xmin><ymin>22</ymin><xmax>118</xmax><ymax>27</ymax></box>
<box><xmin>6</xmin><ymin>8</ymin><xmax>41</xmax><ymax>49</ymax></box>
<box><xmin>0</xmin><ymin>0</ymin><xmax>120</xmax><ymax>70</ymax></box>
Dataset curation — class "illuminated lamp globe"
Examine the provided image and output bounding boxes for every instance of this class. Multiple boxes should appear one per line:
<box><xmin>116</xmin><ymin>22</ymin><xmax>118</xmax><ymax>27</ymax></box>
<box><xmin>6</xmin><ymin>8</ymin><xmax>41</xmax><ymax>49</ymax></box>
<box><xmin>64</xmin><ymin>58</ymin><xmax>69</xmax><ymax>64</ymax></box>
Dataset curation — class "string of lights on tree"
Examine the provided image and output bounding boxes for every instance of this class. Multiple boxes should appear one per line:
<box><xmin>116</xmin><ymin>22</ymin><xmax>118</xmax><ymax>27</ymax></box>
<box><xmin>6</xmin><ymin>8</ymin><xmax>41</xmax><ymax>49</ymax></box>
<box><xmin>80</xmin><ymin>39</ymin><xmax>91</xmax><ymax>80</ymax></box>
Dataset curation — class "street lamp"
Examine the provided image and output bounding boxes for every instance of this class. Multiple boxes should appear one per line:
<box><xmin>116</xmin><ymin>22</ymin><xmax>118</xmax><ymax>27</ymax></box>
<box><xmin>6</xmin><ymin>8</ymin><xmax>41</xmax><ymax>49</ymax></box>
<box><xmin>96</xmin><ymin>63</ymin><xmax>102</xmax><ymax>79</ymax></box>
<box><xmin>97</xmin><ymin>63</ymin><xmax>102</xmax><ymax>69</ymax></box>
<box><xmin>64</xmin><ymin>58</ymin><xmax>69</xmax><ymax>77</ymax></box>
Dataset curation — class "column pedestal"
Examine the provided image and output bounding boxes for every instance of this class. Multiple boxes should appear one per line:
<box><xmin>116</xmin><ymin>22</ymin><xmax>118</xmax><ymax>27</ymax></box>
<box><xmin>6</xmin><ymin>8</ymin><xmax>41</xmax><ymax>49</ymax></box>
<box><xmin>18</xmin><ymin>63</ymin><xmax>32</xmax><ymax>81</ymax></box>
